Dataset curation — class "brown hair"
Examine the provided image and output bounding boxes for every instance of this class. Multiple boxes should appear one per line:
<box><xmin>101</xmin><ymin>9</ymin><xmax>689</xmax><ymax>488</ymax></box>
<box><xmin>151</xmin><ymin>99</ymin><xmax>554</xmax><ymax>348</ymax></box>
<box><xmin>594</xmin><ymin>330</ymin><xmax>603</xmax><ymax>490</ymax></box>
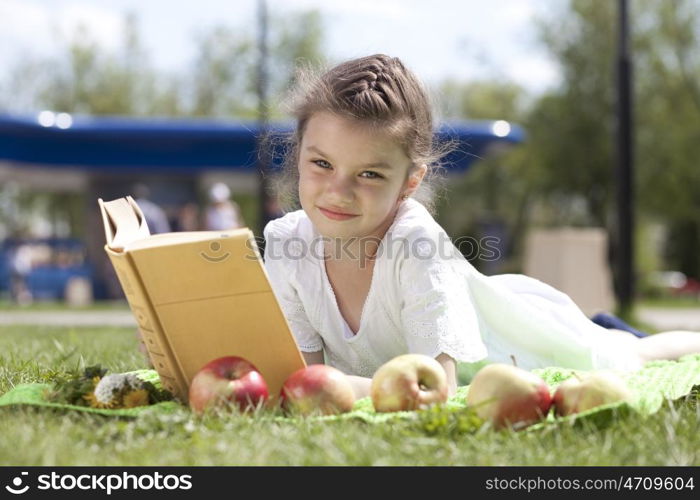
<box><xmin>269</xmin><ymin>54</ymin><xmax>455</xmax><ymax>215</ymax></box>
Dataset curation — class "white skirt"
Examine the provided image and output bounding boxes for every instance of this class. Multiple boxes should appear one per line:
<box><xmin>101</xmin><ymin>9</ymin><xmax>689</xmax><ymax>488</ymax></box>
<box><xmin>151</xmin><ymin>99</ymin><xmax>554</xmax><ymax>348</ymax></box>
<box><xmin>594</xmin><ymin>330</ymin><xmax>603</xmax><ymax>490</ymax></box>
<box><xmin>465</xmin><ymin>270</ymin><xmax>643</xmax><ymax>373</ymax></box>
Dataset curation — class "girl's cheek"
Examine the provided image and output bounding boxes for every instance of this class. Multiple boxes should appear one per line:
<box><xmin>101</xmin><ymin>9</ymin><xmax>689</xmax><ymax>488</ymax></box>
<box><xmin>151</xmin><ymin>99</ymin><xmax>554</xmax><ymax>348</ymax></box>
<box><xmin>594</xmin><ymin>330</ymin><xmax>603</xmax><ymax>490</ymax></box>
<box><xmin>302</xmin><ymin>167</ymin><xmax>327</xmax><ymax>181</ymax></box>
<box><xmin>357</xmin><ymin>181</ymin><xmax>391</xmax><ymax>194</ymax></box>
<box><xmin>299</xmin><ymin>168</ymin><xmax>319</xmax><ymax>184</ymax></box>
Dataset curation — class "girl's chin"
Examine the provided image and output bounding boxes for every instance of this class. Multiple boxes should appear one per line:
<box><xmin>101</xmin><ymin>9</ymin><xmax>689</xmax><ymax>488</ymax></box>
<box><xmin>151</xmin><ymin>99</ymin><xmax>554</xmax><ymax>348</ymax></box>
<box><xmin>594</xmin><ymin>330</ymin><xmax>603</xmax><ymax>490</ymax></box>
<box><xmin>317</xmin><ymin>227</ymin><xmax>357</xmax><ymax>239</ymax></box>
<box><xmin>314</xmin><ymin>223</ymin><xmax>364</xmax><ymax>240</ymax></box>
<box><xmin>314</xmin><ymin>212</ymin><xmax>358</xmax><ymax>228</ymax></box>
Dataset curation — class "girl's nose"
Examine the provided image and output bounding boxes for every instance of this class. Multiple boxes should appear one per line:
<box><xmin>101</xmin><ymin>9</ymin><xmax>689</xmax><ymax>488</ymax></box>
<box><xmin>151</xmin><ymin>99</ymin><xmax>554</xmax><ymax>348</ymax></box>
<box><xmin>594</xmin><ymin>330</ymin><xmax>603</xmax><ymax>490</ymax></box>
<box><xmin>325</xmin><ymin>173</ymin><xmax>355</xmax><ymax>202</ymax></box>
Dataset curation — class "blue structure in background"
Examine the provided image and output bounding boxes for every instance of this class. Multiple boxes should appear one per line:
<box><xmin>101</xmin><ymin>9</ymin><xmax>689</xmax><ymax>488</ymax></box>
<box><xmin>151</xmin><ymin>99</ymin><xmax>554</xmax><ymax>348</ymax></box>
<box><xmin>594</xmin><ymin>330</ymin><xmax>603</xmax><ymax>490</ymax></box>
<box><xmin>0</xmin><ymin>113</ymin><xmax>523</xmax><ymax>171</ymax></box>
<box><xmin>0</xmin><ymin>113</ymin><xmax>525</xmax><ymax>301</ymax></box>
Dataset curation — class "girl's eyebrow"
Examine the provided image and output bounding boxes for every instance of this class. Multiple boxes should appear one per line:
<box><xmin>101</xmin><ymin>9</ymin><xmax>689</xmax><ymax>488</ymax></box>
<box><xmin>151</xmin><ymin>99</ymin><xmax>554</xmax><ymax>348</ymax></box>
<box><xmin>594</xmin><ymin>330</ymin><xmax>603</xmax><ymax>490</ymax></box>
<box><xmin>306</xmin><ymin>145</ymin><xmax>393</xmax><ymax>170</ymax></box>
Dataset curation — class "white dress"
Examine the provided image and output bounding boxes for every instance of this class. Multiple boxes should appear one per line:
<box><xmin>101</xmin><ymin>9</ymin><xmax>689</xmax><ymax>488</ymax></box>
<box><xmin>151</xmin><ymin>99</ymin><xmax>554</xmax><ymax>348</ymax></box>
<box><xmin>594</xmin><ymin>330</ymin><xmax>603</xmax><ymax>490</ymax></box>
<box><xmin>262</xmin><ymin>198</ymin><xmax>643</xmax><ymax>377</ymax></box>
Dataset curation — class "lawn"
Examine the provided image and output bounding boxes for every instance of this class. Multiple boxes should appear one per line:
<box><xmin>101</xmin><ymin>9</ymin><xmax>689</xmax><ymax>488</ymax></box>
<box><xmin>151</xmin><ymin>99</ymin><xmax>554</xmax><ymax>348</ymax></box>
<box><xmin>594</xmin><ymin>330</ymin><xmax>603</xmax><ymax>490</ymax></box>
<box><xmin>638</xmin><ymin>296</ymin><xmax>700</xmax><ymax>309</ymax></box>
<box><xmin>0</xmin><ymin>325</ymin><xmax>698</xmax><ymax>466</ymax></box>
<box><xmin>0</xmin><ymin>299</ymin><xmax>130</xmax><ymax>311</ymax></box>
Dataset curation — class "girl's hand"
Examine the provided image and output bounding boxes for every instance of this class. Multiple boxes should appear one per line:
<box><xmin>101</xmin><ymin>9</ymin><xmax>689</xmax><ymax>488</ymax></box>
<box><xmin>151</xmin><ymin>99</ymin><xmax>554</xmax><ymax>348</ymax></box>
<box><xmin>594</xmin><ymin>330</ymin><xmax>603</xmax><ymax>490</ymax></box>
<box><xmin>301</xmin><ymin>350</ymin><xmax>324</xmax><ymax>365</ymax></box>
<box><xmin>298</xmin><ymin>351</ymin><xmax>457</xmax><ymax>399</ymax></box>
<box><xmin>436</xmin><ymin>353</ymin><xmax>458</xmax><ymax>397</ymax></box>
<box><xmin>345</xmin><ymin>375</ymin><xmax>372</xmax><ymax>400</ymax></box>
<box><xmin>300</xmin><ymin>351</ymin><xmax>371</xmax><ymax>399</ymax></box>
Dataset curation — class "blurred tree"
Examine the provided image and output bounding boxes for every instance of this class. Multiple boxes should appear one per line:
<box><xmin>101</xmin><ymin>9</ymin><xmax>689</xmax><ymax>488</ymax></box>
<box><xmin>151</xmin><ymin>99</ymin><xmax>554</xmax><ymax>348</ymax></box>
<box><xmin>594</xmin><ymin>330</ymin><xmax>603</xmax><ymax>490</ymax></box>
<box><xmin>634</xmin><ymin>0</ymin><xmax>700</xmax><ymax>280</ymax></box>
<box><xmin>436</xmin><ymin>0</ymin><xmax>700</xmax><ymax>282</ymax></box>
<box><xmin>273</xmin><ymin>9</ymin><xmax>326</xmax><ymax>96</ymax></box>
<box><xmin>433</xmin><ymin>79</ymin><xmax>533</xmax><ymax>273</ymax></box>
<box><xmin>189</xmin><ymin>9</ymin><xmax>326</xmax><ymax>118</ymax></box>
<box><xmin>0</xmin><ymin>58</ymin><xmax>48</xmax><ymax>113</ymax></box>
<box><xmin>36</xmin><ymin>14</ymin><xmax>181</xmax><ymax>116</ymax></box>
<box><xmin>525</xmin><ymin>0</ymin><xmax>618</xmax><ymax>229</ymax></box>
<box><xmin>189</xmin><ymin>26</ymin><xmax>256</xmax><ymax>117</ymax></box>
<box><xmin>525</xmin><ymin>0</ymin><xmax>700</xmax><ymax>281</ymax></box>
<box><xmin>1</xmin><ymin>9</ymin><xmax>326</xmax><ymax>118</ymax></box>
<box><xmin>437</xmin><ymin>78</ymin><xmax>528</xmax><ymax>121</ymax></box>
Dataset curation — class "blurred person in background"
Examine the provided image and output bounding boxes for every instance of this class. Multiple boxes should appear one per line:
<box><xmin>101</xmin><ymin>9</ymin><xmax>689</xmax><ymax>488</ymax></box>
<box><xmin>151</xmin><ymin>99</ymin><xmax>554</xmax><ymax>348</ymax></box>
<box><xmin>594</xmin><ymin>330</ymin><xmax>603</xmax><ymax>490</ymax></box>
<box><xmin>204</xmin><ymin>182</ymin><xmax>244</xmax><ymax>230</ymax></box>
<box><xmin>9</xmin><ymin>239</ymin><xmax>33</xmax><ymax>305</ymax></box>
<box><xmin>132</xmin><ymin>183</ymin><xmax>171</xmax><ymax>234</ymax></box>
<box><xmin>176</xmin><ymin>202</ymin><xmax>201</xmax><ymax>232</ymax></box>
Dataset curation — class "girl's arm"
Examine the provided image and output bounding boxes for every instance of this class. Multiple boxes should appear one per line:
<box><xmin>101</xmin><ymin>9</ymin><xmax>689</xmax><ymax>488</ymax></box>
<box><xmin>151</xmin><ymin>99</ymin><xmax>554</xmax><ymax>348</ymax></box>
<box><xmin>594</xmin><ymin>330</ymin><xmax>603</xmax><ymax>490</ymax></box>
<box><xmin>300</xmin><ymin>352</ymin><xmax>458</xmax><ymax>400</ymax></box>
<box><xmin>301</xmin><ymin>351</ymin><xmax>372</xmax><ymax>400</ymax></box>
<box><xmin>345</xmin><ymin>375</ymin><xmax>372</xmax><ymax>400</ymax></box>
<box><xmin>301</xmin><ymin>351</ymin><xmax>324</xmax><ymax>365</ymax></box>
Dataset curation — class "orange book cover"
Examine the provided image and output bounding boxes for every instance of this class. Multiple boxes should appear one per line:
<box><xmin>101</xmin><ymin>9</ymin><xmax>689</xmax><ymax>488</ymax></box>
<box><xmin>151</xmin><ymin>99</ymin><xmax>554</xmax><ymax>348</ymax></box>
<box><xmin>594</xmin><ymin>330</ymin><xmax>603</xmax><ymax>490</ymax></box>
<box><xmin>97</xmin><ymin>196</ymin><xmax>306</xmax><ymax>403</ymax></box>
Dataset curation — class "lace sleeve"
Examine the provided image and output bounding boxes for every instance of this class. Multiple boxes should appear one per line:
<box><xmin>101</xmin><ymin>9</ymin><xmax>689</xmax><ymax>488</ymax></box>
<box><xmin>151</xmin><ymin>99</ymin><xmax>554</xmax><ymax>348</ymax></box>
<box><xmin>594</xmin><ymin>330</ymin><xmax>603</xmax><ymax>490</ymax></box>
<box><xmin>263</xmin><ymin>221</ymin><xmax>324</xmax><ymax>352</ymax></box>
<box><xmin>399</xmin><ymin>253</ymin><xmax>488</xmax><ymax>363</ymax></box>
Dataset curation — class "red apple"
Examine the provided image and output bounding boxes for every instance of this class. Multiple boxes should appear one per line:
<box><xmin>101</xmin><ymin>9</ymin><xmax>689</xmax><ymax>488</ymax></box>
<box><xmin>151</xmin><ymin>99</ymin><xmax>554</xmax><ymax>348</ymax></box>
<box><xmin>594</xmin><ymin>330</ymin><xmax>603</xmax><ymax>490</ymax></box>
<box><xmin>370</xmin><ymin>354</ymin><xmax>448</xmax><ymax>412</ymax></box>
<box><xmin>465</xmin><ymin>363</ymin><xmax>552</xmax><ymax>430</ymax></box>
<box><xmin>553</xmin><ymin>370</ymin><xmax>632</xmax><ymax>416</ymax></box>
<box><xmin>188</xmin><ymin>356</ymin><xmax>269</xmax><ymax>414</ymax></box>
<box><xmin>279</xmin><ymin>364</ymin><xmax>355</xmax><ymax>416</ymax></box>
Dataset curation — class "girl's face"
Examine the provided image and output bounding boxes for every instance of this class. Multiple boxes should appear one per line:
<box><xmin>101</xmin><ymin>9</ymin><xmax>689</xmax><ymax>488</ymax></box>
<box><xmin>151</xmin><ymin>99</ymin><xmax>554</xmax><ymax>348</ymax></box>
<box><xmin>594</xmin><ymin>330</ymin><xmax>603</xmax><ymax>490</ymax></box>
<box><xmin>298</xmin><ymin>111</ymin><xmax>425</xmax><ymax>242</ymax></box>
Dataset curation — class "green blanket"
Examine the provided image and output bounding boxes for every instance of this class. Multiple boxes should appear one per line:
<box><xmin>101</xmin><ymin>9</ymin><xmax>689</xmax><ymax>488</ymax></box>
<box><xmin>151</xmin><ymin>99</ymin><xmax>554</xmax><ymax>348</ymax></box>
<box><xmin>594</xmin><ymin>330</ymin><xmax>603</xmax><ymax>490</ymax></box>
<box><xmin>2</xmin><ymin>354</ymin><xmax>699</xmax><ymax>430</ymax></box>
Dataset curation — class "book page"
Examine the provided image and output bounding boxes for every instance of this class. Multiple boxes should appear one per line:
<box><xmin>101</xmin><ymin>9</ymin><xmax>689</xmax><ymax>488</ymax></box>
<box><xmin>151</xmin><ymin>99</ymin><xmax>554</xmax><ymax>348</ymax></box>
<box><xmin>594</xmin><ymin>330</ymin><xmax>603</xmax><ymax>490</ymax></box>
<box><xmin>100</xmin><ymin>197</ymin><xmax>150</xmax><ymax>251</ymax></box>
<box><xmin>124</xmin><ymin>228</ymin><xmax>252</xmax><ymax>251</ymax></box>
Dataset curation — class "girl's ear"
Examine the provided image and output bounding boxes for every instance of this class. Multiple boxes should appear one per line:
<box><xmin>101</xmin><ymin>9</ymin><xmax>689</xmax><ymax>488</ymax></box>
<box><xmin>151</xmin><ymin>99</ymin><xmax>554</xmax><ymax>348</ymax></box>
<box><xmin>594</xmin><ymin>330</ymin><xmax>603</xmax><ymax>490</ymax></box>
<box><xmin>403</xmin><ymin>164</ymin><xmax>428</xmax><ymax>197</ymax></box>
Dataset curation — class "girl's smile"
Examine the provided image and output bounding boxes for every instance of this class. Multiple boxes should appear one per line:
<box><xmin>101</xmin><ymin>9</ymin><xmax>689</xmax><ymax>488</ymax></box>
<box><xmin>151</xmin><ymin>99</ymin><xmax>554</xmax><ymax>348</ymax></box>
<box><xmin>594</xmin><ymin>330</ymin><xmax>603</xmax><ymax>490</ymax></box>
<box><xmin>317</xmin><ymin>205</ymin><xmax>360</xmax><ymax>220</ymax></box>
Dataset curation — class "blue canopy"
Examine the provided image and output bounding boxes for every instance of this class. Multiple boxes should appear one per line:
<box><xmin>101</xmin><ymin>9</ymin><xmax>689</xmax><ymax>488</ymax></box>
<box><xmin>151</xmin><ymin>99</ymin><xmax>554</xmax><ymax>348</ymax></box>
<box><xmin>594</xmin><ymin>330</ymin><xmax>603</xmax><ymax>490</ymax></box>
<box><xmin>0</xmin><ymin>113</ymin><xmax>524</xmax><ymax>173</ymax></box>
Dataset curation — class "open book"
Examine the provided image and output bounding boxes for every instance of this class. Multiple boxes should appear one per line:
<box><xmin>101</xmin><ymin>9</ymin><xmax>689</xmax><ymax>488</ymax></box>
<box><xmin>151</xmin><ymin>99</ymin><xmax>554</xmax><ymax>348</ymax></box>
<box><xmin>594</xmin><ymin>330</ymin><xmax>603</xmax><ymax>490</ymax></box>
<box><xmin>98</xmin><ymin>196</ymin><xmax>306</xmax><ymax>403</ymax></box>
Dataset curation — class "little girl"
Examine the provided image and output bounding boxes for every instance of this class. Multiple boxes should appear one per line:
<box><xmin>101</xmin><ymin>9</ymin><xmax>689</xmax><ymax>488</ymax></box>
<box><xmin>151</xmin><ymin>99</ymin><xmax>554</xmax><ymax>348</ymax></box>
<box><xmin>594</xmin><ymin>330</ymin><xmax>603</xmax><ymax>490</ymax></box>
<box><xmin>262</xmin><ymin>54</ymin><xmax>700</xmax><ymax>399</ymax></box>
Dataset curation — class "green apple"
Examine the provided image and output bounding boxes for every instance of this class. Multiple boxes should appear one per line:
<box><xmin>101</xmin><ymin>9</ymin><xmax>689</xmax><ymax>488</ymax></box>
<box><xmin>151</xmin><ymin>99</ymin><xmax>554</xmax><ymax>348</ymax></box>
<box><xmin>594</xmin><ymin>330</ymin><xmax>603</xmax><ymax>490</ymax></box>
<box><xmin>371</xmin><ymin>354</ymin><xmax>448</xmax><ymax>412</ymax></box>
<box><xmin>553</xmin><ymin>370</ymin><xmax>632</xmax><ymax>416</ymax></box>
<box><xmin>466</xmin><ymin>363</ymin><xmax>552</xmax><ymax>430</ymax></box>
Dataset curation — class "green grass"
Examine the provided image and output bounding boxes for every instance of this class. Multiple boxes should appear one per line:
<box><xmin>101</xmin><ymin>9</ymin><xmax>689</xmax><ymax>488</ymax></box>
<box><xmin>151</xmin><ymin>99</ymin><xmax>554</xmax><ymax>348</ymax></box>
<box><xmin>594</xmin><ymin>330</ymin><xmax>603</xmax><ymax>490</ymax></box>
<box><xmin>1</xmin><ymin>325</ymin><xmax>698</xmax><ymax>466</ymax></box>
<box><xmin>0</xmin><ymin>299</ymin><xmax>130</xmax><ymax>311</ymax></box>
<box><xmin>638</xmin><ymin>296</ymin><xmax>700</xmax><ymax>309</ymax></box>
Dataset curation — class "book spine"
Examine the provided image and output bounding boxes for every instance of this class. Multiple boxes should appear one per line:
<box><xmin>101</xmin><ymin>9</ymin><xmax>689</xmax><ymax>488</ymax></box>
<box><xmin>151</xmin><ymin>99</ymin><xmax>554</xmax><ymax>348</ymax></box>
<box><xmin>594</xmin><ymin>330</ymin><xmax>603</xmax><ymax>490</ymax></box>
<box><xmin>106</xmin><ymin>248</ymin><xmax>189</xmax><ymax>401</ymax></box>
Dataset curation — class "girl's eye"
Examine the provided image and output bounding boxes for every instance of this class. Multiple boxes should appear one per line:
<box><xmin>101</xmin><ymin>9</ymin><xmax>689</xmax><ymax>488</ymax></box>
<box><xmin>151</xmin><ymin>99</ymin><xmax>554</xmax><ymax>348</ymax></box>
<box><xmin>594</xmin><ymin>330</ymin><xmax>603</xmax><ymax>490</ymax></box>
<box><xmin>360</xmin><ymin>171</ymin><xmax>383</xmax><ymax>180</ymax></box>
<box><xmin>311</xmin><ymin>159</ymin><xmax>383</xmax><ymax>180</ymax></box>
<box><xmin>312</xmin><ymin>159</ymin><xmax>331</xmax><ymax>169</ymax></box>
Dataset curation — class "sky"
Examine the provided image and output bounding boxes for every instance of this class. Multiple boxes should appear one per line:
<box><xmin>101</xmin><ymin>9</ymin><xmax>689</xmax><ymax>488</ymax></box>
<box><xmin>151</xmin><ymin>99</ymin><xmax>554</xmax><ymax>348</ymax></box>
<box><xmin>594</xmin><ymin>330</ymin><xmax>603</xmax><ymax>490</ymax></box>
<box><xmin>0</xmin><ymin>0</ymin><xmax>563</xmax><ymax>96</ymax></box>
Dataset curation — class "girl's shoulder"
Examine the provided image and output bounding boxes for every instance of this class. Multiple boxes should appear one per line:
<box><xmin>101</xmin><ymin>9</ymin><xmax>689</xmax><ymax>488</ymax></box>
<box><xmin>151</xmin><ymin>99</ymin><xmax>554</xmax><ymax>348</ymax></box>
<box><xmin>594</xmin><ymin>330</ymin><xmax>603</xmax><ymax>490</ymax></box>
<box><xmin>263</xmin><ymin>209</ymin><xmax>314</xmax><ymax>241</ymax></box>
<box><xmin>389</xmin><ymin>198</ymin><xmax>450</xmax><ymax>247</ymax></box>
<box><xmin>389</xmin><ymin>199</ymin><xmax>466</xmax><ymax>281</ymax></box>
<box><xmin>262</xmin><ymin>210</ymin><xmax>317</xmax><ymax>272</ymax></box>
